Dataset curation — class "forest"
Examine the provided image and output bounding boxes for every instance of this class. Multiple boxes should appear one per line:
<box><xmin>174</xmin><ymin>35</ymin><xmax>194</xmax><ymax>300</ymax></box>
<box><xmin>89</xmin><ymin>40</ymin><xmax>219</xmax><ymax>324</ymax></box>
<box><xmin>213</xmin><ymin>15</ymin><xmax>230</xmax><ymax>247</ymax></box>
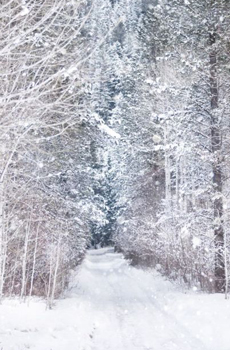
<box><xmin>0</xmin><ymin>0</ymin><xmax>230</xmax><ymax>311</ymax></box>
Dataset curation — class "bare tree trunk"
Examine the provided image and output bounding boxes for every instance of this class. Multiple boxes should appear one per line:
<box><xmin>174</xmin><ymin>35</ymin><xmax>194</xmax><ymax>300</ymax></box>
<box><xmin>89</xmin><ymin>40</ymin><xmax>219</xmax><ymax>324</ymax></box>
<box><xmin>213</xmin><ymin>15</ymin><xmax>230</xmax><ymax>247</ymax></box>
<box><xmin>0</xmin><ymin>215</ymin><xmax>8</xmax><ymax>302</ymax></box>
<box><xmin>224</xmin><ymin>228</ymin><xmax>229</xmax><ymax>299</ymax></box>
<box><xmin>50</xmin><ymin>233</ymin><xmax>62</xmax><ymax>307</ymax></box>
<box><xmin>175</xmin><ymin>157</ymin><xmax>180</xmax><ymax>210</ymax></box>
<box><xmin>20</xmin><ymin>213</ymin><xmax>32</xmax><ymax>299</ymax></box>
<box><xmin>29</xmin><ymin>223</ymin><xmax>40</xmax><ymax>299</ymax></box>
<box><xmin>46</xmin><ymin>257</ymin><xmax>53</xmax><ymax>310</ymax></box>
<box><xmin>0</xmin><ymin>180</ymin><xmax>6</xmax><ymax>302</ymax></box>
<box><xmin>209</xmin><ymin>21</ymin><xmax>225</xmax><ymax>292</ymax></box>
<box><xmin>10</xmin><ymin>242</ymin><xmax>20</xmax><ymax>297</ymax></box>
<box><xmin>164</xmin><ymin>125</ymin><xmax>171</xmax><ymax>213</ymax></box>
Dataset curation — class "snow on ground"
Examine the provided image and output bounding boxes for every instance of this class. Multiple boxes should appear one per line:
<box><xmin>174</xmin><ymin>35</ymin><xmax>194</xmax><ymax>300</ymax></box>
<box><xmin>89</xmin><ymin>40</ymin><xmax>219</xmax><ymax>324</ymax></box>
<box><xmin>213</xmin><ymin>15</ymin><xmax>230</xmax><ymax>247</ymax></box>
<box><xmin>0</xmin><ymin>248</ymin><xmax>230</xmax><ymax>350</ymax></box>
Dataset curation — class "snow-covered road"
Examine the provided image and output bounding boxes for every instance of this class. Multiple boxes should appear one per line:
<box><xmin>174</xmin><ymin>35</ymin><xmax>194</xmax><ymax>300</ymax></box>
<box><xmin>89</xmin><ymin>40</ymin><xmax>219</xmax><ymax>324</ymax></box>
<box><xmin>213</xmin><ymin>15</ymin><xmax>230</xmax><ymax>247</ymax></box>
<box><xmin>72</xmin><ymin>248</ymin><xmax>209</xmax><ymax>350</ymax></box>
<box><xmin>1</xmin><ymin>248</ymin><xmax>230</xmax><ymax>350</ymax></box>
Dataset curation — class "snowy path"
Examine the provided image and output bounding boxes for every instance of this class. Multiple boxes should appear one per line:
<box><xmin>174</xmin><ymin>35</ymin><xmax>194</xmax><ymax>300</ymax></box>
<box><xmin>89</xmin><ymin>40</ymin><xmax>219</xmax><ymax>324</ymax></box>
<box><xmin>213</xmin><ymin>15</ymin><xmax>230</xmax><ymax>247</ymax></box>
<box><xmin>1</xmin><ymin>248</ymin><xmax>230</xmax><ymax>350</ymax></box>
<box><xmin>71</xmin><ymin>248</ymin><xmax>209</xmax><ymax>350</ymax></box>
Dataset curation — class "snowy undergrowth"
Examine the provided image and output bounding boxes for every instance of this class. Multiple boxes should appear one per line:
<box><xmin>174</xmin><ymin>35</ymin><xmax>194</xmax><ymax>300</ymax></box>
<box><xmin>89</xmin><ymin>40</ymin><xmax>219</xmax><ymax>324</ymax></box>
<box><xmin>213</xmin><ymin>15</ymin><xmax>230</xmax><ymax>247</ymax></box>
<box><xmin>0</xmin><ymin>248</ymin><xmax>230</xmax><ymax>350</ymax></box>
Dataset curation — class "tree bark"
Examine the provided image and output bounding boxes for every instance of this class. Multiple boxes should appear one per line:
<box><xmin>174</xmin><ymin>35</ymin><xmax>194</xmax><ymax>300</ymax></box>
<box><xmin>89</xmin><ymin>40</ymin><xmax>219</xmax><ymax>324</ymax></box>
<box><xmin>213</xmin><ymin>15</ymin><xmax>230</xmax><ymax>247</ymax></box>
<box><xmin>209</xmin><ymin>26</ymin><xmax>225</xmax><ymax>292</ymax></box>
<box><xmin>0</xmin><ymin>180</ymin><xmax>6</xmax><ymax>302</ymax></box>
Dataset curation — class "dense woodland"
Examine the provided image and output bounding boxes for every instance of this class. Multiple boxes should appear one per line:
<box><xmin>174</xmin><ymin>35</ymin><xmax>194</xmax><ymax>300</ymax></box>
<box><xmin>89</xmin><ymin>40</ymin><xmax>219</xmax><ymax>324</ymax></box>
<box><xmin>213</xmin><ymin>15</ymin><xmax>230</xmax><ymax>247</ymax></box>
<box><xmin>0</xmin><ymin>0</ymin><xmax>230</xmax><ymax>306</ymax></box>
